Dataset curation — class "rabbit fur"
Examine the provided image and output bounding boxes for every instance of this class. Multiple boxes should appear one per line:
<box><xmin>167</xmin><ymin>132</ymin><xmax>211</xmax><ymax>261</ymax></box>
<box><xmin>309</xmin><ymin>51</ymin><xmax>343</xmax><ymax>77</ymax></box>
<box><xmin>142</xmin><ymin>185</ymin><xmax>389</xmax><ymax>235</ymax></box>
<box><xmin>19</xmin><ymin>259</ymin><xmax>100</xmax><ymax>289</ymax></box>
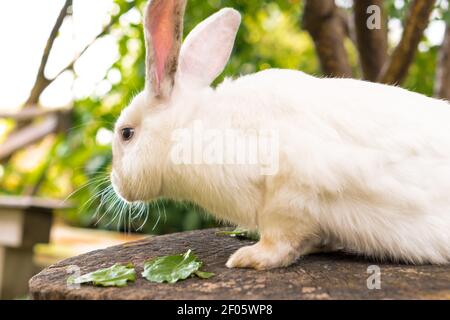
<box><xmin>111</xmin><ymin>0</ymin><xmax>450</xmax><ymax>269</ymax></box>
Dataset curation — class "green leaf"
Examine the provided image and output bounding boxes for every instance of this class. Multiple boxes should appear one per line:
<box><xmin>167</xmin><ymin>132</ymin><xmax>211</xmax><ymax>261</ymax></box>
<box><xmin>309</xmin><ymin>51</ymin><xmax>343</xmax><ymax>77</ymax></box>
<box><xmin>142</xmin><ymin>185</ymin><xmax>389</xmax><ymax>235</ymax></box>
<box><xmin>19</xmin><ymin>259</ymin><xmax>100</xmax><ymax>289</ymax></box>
<box><xmin>216</xmin><ymin>228</ymin><xmax>260</xmax><ymax>241</ymax></box>
<box><xmin>142</xmin><ymin>250</ymin><xmax>206</xmax><ymax>283</ymax></box>
<box><xmin>194</xmin><ymin>271</ymin><xmax>215</xmax><ymax>279</ymax></box>
<box><xmin>67</xmin><ymin>263</ymin><xmax>136</xmax><ymax>287</ymax></box>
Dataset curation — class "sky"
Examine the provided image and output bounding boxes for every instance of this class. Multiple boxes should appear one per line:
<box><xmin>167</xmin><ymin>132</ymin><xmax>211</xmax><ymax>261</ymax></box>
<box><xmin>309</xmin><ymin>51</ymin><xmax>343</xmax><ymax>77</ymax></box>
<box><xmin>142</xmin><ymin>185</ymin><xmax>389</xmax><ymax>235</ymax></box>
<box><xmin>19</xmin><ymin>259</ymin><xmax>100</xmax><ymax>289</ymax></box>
<box><xmin>0</xmin><ymin>0</ymin><xmax>118</xmax><ymax>111</ymax></box>
<box><xmin>0</xmin><ymin>0</ymin><xmax>447</xmax><ymax>112</ymax></box>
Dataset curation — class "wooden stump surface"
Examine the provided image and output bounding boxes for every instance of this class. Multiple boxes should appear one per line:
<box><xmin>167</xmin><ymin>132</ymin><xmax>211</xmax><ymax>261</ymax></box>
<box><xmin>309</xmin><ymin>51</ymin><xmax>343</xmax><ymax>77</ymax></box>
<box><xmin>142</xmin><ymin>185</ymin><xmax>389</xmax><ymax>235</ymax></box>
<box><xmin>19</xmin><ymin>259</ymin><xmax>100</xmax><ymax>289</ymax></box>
<box><xmin>29</xmin><ymin>228</ymin><xmax>450</xmax><ymax>300</ymax></box>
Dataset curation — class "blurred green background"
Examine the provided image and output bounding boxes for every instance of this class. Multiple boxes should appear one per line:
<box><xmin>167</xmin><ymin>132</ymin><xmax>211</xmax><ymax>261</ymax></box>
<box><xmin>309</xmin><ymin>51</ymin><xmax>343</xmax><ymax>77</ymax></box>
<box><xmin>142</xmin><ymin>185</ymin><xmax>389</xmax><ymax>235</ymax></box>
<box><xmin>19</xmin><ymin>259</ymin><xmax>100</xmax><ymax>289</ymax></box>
<box><xmin>0</xmin><ymin>0</ymin><xmax>448</xmax><ymax>235</ymax></box>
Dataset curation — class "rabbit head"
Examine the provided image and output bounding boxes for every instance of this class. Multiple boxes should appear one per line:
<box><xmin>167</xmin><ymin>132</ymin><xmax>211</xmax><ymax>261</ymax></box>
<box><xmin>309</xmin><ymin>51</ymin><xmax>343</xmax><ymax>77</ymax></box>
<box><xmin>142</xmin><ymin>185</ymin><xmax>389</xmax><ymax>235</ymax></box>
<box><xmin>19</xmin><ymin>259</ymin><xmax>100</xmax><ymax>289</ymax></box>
<box><xmin>111</xmin><ymin>0</ymin><xmax>241</xmax><ymax>202</ymax></box>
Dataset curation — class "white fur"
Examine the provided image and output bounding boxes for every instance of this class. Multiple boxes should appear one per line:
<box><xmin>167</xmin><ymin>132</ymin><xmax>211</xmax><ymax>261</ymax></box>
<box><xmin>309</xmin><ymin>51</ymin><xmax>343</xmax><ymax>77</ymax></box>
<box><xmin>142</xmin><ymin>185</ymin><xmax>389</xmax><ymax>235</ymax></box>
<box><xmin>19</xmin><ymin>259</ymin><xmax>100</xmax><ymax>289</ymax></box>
<box><xmin>178</xmin><ymin>8</ymin><xmax>241</xmax><ymax>87</ymax></box>
<box><xmin>112</xmin><ymin>5</ymin><xmax>450</xmax><ymax>269</ymax></box>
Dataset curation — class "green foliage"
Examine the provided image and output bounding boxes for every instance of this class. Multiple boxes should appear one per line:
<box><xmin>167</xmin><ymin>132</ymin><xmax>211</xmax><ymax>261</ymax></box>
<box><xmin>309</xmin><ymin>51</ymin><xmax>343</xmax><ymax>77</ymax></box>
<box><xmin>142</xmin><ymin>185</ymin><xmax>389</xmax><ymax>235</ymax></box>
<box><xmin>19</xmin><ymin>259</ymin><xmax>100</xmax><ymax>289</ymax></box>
<box><xmin>404</xmin><ymin>44</ymin><xmax>439</xmax><ymax>96</ymax></box>
<box><xmin>194</xmin><ymin>270</ymin><xmax>215</xmax><ymax>279</ymax></box>
<box><xmin>142</xmin><ymin>249</ymin><xmax>213</xmax><ymax>283</ymax></box>
<box><xmin>67</xmin><ymin>263</ymin><xmax>136</xmax><ymax>287</ymax></box>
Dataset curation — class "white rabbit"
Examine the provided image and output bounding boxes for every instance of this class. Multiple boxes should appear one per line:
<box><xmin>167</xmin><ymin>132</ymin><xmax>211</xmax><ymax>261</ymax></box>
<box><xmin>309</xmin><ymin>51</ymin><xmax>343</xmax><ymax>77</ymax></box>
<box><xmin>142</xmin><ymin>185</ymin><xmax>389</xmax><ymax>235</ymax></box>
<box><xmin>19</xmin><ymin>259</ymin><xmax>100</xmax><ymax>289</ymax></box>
<box><xmin>111</xmin><ymin>0</ymin><xmax>450</xmax><ymax>269</ymax></box>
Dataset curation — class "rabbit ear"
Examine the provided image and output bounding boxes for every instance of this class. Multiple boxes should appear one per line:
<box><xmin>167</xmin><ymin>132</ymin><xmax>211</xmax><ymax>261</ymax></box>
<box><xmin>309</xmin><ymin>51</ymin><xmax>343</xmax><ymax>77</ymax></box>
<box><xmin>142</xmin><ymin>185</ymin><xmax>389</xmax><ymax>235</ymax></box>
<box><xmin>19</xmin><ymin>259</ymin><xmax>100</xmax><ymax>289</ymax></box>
<box><xmin>144</xmin><ymin>0</ymin><xmax>187</xmax><ymax>98</ymax></box>
<box><xmin>178</xmin><ymin>8</ymin><xmax>241</xmax><ymax>88</ymax></box>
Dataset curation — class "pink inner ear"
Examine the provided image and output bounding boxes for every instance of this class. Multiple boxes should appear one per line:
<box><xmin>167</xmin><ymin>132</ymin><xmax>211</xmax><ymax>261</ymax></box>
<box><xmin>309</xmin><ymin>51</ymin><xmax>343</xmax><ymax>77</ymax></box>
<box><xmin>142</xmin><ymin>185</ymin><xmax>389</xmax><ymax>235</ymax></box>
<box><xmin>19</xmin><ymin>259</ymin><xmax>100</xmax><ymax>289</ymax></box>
<box><xmin>146</xmin><ymin>0</ymin><xmax>176</xmax><ymax>90</ymax></box>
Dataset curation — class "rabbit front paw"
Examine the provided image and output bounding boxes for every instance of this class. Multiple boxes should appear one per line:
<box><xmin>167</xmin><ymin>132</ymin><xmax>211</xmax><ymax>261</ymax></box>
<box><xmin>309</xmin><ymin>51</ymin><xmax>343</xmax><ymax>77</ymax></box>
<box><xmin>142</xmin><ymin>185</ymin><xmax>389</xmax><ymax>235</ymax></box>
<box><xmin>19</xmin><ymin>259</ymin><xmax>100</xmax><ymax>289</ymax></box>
<box><xmin>226</xmin><ymin>240</ymin><xmax>298</xmax><ymax>270</ymax></box>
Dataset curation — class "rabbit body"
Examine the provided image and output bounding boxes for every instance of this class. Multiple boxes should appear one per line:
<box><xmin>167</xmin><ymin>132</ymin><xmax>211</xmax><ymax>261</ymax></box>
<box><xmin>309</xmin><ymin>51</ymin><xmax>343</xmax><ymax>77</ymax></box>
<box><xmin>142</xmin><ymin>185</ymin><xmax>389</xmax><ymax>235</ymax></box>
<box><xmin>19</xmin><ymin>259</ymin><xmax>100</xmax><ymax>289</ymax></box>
<box><xmin>162</xmin><ymin>69</ymin><xmax>450</xmax><ymax>268</ymax></box>
<box><xmin>112</xmin><ymin>2</ymin><xmax>450</xmax><ymax>269</ymax></box>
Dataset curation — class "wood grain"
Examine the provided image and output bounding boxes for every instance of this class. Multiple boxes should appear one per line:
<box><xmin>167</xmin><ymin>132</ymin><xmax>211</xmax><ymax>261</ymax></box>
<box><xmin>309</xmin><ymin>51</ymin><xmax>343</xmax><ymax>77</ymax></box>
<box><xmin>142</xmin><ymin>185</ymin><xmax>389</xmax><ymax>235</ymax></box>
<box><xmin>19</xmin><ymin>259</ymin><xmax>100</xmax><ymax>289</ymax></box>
<box><xmin>29</xmin><ymin>228</ymin><xmax>450</xmax><ymax>300</ymax></box>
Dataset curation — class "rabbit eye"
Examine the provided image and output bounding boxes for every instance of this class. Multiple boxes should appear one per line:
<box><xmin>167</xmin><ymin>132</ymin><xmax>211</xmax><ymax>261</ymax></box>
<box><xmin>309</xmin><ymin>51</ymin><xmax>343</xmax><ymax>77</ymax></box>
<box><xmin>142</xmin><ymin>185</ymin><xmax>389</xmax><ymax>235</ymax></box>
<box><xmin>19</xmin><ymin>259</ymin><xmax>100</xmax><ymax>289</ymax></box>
<box><xmin>121</xmin><ymin>127</ymin><xmax>135</xmax><ymax>141</ymax></box>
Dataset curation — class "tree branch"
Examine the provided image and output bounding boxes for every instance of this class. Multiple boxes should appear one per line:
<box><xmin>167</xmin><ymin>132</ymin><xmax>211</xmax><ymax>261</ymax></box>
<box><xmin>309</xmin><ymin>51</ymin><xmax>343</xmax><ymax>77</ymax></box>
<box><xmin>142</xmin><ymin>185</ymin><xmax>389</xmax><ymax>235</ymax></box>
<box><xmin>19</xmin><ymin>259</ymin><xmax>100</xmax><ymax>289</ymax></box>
<box><xmin>353</xmin><ymin>0</ymin><xmax>388</xmax><ymax>81</ymax></box>
<box><xmin>0</xmin><ymin>107</ymin><xmax>62</xmax><ymax>121</ymax></box>
<box><xmin>302</xmin><ymin>0</ymin><xmax>353</xmax><ymax>78</ymax></box>
<box><xmin>0</xmin><ymin>116</ymin><xmax>59</xmax><ymax>160</ymax></box>
<box><xmin>24</xmin><ymin>0</ymin><xmax>126</xmax><ymax>107</ymax></box>
<box><xmin>50</xmin><ymin>12</ymin><xmax>121</xmax><ymax>82</ymax></box>
<box><xmin>25</xmin><ymin>0</ymin><xmax>72</xmax><ymax>106</ymax></box>
<box><xmin>378</xmin><ymin>0</ymin><xmax>436</xmax><ymax>85</ymax></box>
<box><xmin>434</xmin><ymin>25</ymin><xmax>450</xmax><ymax>100</ymax></box>
<box><xmin>0</xmin><ymin>0</ymin><xmax>130</xmax><ymax>162</ymax></box>
<box><xmin>0</xmin><ymin>111</ymin><xmax>72</xmax><ymax>161</ymax></box>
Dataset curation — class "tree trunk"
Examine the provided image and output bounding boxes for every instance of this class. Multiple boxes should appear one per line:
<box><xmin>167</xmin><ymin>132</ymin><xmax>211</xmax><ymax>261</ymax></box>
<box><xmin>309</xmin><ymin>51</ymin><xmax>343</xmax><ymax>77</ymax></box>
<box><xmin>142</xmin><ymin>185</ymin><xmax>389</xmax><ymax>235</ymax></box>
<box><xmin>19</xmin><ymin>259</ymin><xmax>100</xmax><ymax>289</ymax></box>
<box><xmin>378</xmin><ymin>0</ymin><xmax>436</xmax><ymax>85</ymax></box>
<box><xmin>302</xmin><ymin>0</ymin><xmax>352</xmax><ymax>78</ymax></box>
<box><xmin>353</xmin><ymin>0</ymin><xmax>388</xmax><ymax>81</ymax></box>
<box><xmin>29</xmin><ymin>229</ymin><xmax>450</xmax><ymax>300</ymax></box>
<box><xmin>434</xmin><ymin>25</ymin><xmax>450</xmax><ymax>100</ymax></box>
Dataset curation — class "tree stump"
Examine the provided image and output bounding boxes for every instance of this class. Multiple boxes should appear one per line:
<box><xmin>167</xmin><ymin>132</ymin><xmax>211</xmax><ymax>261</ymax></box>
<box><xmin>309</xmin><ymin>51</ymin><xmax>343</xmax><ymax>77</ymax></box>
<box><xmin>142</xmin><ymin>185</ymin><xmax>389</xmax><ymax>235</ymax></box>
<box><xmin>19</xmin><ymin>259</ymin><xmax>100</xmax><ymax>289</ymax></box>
<box><xmin>29</xmin><ymin>228</ymin><xmax>450</xmax><ymax>300</ymax></box>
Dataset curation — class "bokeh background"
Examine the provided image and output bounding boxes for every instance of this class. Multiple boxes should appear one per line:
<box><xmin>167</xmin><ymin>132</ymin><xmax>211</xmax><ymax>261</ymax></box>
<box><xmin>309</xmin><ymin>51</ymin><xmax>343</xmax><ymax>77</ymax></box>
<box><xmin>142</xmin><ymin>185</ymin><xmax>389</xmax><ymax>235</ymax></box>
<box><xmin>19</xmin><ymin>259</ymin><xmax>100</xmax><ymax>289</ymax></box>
<box><xmin>0</xmin><ymin>0</ymin><xmax>448</xmax><ymax>241</ymax></box>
